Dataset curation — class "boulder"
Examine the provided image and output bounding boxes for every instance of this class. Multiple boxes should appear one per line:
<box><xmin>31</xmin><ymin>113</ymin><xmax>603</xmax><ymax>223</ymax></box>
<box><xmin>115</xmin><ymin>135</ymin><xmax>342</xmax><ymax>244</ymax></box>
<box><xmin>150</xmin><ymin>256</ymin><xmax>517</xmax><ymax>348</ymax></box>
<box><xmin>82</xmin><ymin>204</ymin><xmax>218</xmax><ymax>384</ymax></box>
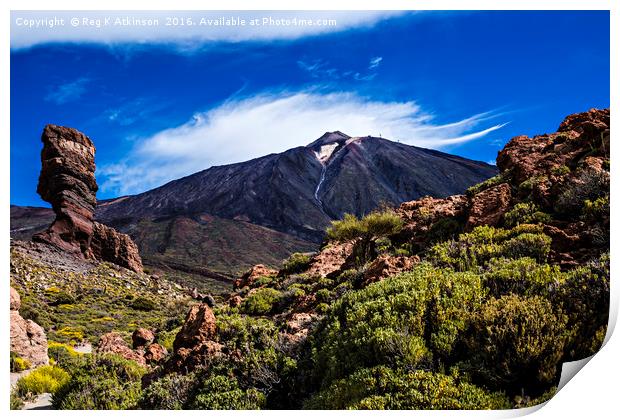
<box><xmin>144</xmin><ymin>343</ymin><xmax>168</xmax><ymax>364</ymax></box>
<box><xmin>305</xmin><ymin>241</ymin><xmax>355</xmax><ymax>278</ymax></box>
<box><xmin>172</xmin><ymin>303</ymin><xmax>217</xmax><ymax>352</ymax></box>
<box><xmin>132</xmin><ymin>328</ymin><xmax>155</xmax><ymax>349</ymax></box>
<box><xmin>90</xmin><ymin>222</ymin><xmax>143</xmax><ymax>273</ymax></box>
<box><xmin>10</xmin><ymin>287</ymin><xmax>49</xmax><ymax>366</ymax></box>
<box><xmin>363</xmin><ymin>255</ymin><xmax>421</xmax><ymax>285</ymax></box>
<box><xmin>97</xmin><ymin>332</ymin><xmax>146</xmax><ymax>366</ymax></box>
<box><xmin>234</xmin><ymin>265</ymin><xmax>278</xmax><ymax>290</ymax></box>
<box><xmin>466</xmin><ymin>183</ymin><xmax>512</xmax><ymax>229</ymax></box>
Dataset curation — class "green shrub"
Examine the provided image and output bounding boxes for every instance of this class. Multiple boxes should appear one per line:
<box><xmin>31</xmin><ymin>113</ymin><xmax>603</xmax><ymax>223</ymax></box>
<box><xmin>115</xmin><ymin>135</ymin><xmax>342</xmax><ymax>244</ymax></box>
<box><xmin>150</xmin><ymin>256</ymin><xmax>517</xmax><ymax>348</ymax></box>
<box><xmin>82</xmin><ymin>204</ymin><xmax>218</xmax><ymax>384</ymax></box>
<box><xmin>16</xmin><ymin>365</ymin><xmax>70</xmax><ymax>398</ymax></box>
<box><xmin>187</xmin><ymin>375</ymin><xmax>265</xmax><ymax>409</ymax></box>
<box><xmin>281</xmin><ymin>253</ymin><xmax>313</xmax><ymax>275</ymax></box>
<box><xmin>157</xmin><ymin>327</ymin><xmax>182</xmax><ymax>353</ymax></box>
<box><xmin>315</xmin><ymin>303</ymin><xmax>330</xmax><ymax>314</ymax></box>
<box><xmin>315</xmin><ymin>288</ymin><xmax>332</xmax><ymax>302</ymax></box>
<box><xmin>10</xmin><ymin>391</ymin><xmax>24</xmax><ymax>410</ymax></box>
<box><xmin>311</xmin><ymin>263</ymin><xmax>486</xmax><ymax>387</ymax></box>
<box><xmin>551</xmin><ymin>165</ymin><xmax>570</xmax><ymax>176</ymax></box>
<box><xmin>555</xmin><ymin>169</ymin><xmax>609</xmax><ymax>215</ymax></box>
<box><xmin>140</xmin><ymin>373</ymin><xmax>197</xmax><ymax>409</ymax></box>
<box><xmin>10</xmin><ymin>352</ymin><xmax>31</xmax><ymax>372</ymax></box>
<box><xmin>483</xmin><ymin>258</ymin><xmax>562</xmax><ymax>298</ymax></box>
<box><xmin>463</xmin><ymin>294</ymin><xmax>567</xmax><ymax>393</ymax></box>
<box><xmin>53</xmin><ymin>354</ymin><xmax>146</xmax><ymax>409</ymax></box>
<box><xmin>129</xmin><ymin>296</ymin><xmax>156</xmax><ymax>311</ymax></box>
<box><xmin>326</xmin><ymin>211</ymin><xmax>403</xmax><ymax>242</ymax></box>
<box><xmin>49</xmin><ymin>291</ymin><xmax>76</xmax><ymax>306</ymax></box>
<box><xmin>305</xmin><ymin>366</ymin><xmax>510</xmax><ymax>409</ymax></box>
<box><xmin>557</xmin><ymin>254</ymin><xmax>610</xmax><ymax>360</ymax></box>
<box><xmin>502</xmin><ymin>233</ymin><xmax>551</xmax><ymax>262</ymax></box>
<box><xmin>240</xmin><ymin>288</ymin><xmax>283</xmax><ymax>315</ymax></box>
<box><xmin>48</xmin><ymin>341</ymin><xmax>88</xmax><ymax>372</ymax></box>
<box><xmin>582</xmin><ymin>195</ymin><xmax>609</xmax><ymax>222</ymax></box>
<box><xmin>503</xmin><ymin>202</ymin><xmax>551</xmax><ymax>228</ymax></box>
<box><xmin>518</xmin><ymin>175</ymin><xmax>548</xmax><ymax>195</ymax></box>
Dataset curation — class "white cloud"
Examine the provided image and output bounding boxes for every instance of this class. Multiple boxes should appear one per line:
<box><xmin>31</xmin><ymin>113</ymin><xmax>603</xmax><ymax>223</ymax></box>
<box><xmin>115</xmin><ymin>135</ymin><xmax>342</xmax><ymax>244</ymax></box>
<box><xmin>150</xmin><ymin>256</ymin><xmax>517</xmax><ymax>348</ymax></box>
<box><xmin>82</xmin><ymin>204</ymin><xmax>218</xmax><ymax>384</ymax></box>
<box><xmin>44</xmin><ymin>77</ymin><xmax>90</xmax><ymax>104</ymax></box>
<box><xmin>368</xmin><ymin>56</ymin><xmax>383</xmax><ymax>70</ymax></box>
<box><xmin>11</xmin><ymin>11</ymin><xmax>403</xmax><ymax>49</ymax></box>
<box><xmin>98</xmin><ymin>90</ymin><xmax>505</xmax><ymax>196</ymax></box>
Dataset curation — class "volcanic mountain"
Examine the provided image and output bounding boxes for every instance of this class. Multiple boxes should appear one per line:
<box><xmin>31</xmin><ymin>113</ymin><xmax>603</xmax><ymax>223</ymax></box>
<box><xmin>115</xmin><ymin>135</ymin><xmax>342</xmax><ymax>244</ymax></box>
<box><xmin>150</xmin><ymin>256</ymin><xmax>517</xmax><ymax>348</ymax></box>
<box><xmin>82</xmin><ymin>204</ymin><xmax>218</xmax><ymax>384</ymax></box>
<box><xmin>12</xmin><ymin>132</ymin><xmax>497</xmax><ymax>286</ymax></box>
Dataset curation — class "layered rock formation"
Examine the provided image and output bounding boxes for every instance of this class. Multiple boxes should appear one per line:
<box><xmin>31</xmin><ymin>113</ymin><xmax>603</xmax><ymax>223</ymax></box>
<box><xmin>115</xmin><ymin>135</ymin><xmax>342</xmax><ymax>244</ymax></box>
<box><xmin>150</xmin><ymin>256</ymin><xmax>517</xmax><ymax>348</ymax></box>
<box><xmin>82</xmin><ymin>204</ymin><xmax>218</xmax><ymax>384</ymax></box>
<box><xmin>32</xmin><ymin>124</ymin><xmax>143</xmax><ymax>272</ymax></box>
<box><xmin>10</xmin><ymin>287</ymin><xmax>49</xmax><ymax>367</ymax></box>
<box><xmin>33</xmin><ymin>125</ymin><xmax>98</xmax><ymax>255</ymax></box>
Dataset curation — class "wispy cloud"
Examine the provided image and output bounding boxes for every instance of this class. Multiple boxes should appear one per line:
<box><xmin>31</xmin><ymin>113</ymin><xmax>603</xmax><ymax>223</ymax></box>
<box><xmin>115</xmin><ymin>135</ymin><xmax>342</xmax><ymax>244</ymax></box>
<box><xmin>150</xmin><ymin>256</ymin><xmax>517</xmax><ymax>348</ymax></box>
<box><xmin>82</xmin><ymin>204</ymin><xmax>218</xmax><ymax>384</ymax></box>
<box><xmin>297</xmin><ymin>56</ymin><xmax>384</xmax><ymax>81</ymax></box>
<box><xmin>103</xmin><ymin>97</ymin><xmax>170</xmax><ymax>126</ymax></box>
<box><xmin>44</xmin><ymin>77</ymin><xmax>90</xmax><ymax>105</ymax></box>
<box><xmin>368</xmin><ymin>56</ymin><xmax>383</xmax><ymax>70</ymax></box>
<box><xmin>11</xmin><ymin>11</ymin><xmax>404</xmax><ymax>50</ymax></box>
<box><xmin>98</xmin><ymin>90</ymin><xmax>506</xmax><ymax>196</ymax></box>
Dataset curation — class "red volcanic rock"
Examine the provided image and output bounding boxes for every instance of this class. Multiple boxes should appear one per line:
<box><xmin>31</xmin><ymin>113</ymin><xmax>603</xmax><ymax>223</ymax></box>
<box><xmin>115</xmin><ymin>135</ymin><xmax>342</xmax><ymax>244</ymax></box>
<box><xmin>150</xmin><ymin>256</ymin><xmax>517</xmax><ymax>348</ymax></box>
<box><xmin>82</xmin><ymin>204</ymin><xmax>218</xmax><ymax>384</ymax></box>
<box><xmin>33</xmin><ymin>125</ymin><xmax>98</xmax><ymax>255</ymax></box>
<box><xmin>305</xmin><ymin>241</ymin><xmax>355</xmax><ymax>278</ymax></box>
<box><xmin>90</xmin><ymin>222</ymin><xmax>143</xmax><ymax>273</ymax></box>
<box><xmin>363</xmin><ymin>254</ymin><xmax>421</xmax><ymax>285</ymax></box>
<box><xmin>466</xmin><ymin>183</ymin><xmax>512</xmax><ymax>229</ymax></box>
<box><xmin>234</xmin><ymin>264</ymin><xmax>278</xmax><ymax>290</ymax></box>
<box><xmin>228</xmin><ymin>295</ymin><xmax>243</xmax><ymax>307</ymax></box>
<box><xmin>173</xmin><ymin>303</ymin><xmax>217</xmax><ymax>352</ymax></box>
<box><xmin>166</xmin><ymin>303</ymin><xmax>222</xmax><ymax>372</ymax></box>
<box><xmin>10</xmin><ymin>287</ymin><xmax>49</xmax><ymax>367</ymax></box>
<box><xmin>279</xmin><ymin>312</ymin><xmax>320</xmax><ymax>353</ymax></box>
<box><xmin>32</xmin><ymin>124</ymin><xmax>143</xmax><ymax>272</ymax></box>
<box><xmin>97</xmin><ymin>332</ymin><xmax>146</xmax><ymax>366</ymax></box>
<box><xmin>132</xmin><ymin>328</ymin><xmax>155</xmax><ymax>349</ymax></box>
<box><xmin>144</xmin><ymin>343</ymin><xmax>168</xmax><ymax>364</ymax></box>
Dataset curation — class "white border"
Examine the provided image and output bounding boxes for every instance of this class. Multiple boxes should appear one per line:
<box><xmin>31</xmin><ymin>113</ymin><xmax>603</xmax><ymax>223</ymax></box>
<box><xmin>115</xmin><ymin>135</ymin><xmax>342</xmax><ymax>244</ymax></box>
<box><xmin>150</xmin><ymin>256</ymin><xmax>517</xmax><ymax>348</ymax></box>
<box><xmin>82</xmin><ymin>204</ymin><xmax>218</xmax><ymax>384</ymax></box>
<box><xmin>1</xmin><ymin>1</ymin><xmax>616</xmax><ymax>419</ymax></box>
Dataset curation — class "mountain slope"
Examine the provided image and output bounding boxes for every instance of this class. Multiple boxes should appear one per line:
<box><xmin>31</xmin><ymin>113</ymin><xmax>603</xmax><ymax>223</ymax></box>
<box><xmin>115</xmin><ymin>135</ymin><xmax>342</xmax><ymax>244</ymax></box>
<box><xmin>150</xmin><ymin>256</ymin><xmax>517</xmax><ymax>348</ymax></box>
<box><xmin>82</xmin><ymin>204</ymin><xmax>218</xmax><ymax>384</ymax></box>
<box><xmin>96</xmin><ymin>133</ymin><xmax>497</xmax><ymax>243</ymax></box>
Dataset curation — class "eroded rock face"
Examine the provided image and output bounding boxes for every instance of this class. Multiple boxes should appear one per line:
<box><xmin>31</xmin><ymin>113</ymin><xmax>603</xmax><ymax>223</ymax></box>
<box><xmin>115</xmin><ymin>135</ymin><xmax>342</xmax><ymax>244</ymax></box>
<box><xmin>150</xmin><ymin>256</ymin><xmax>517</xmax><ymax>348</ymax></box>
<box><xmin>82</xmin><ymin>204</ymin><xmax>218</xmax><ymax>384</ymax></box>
<box><xmin>144</xmin><ymin>343</ymin><xmax>168</xmax><ymax>364</ymax></box>
<box><xmin>10</xmin><ymin>287</ymin><xmax>49</xmax><ymax>367</ymax></box>
<box><xmin>97</xmin><ymin>332</ymin><xmax>146</xmax><ymax>366</ymax></box>
<box><xmin>90</xmin><ymin>222</ymin><xmax>143</xmax><ymax>273</ymax></box>
<box><xmin>132</xmin><ymin>328</ymin><xmax>155</xmax><ymax>349</ymax></box>
<box><xmin>279</xmin><ymin>312</ymin><xmax>320</xmax><ymax>353</ymax></box>
<box><xmin>166</xmin><ymin>303</ymin><xmax>222</xmax><ymax>372</ymax></box>
<box><xmin>363</xmin><ymin>255</ymin><xmax>421</xmax><ymax>285</ymax></box>
<box><xmin>466</xmin><ymin>183</ymin><xmax>512</xmax><ymax>229</ymax></box>
<box><xmin>305</xmin><ymin>241</ymin><xmax>355</xmax><ymax>278</ymax></box>
<box><xmin>32</xmin><ymin>124</ymin><xmax>143</xmax><ymax>272</ymax></box>
<box><xmin>234</xmin><ymin>265</ymin><xmax>278</xmax><ymax>290</ymax></box>
<box><xmin>33</xmin><ymin>125</ymin><xmax>98</xmax><ymax>255</ymax></box>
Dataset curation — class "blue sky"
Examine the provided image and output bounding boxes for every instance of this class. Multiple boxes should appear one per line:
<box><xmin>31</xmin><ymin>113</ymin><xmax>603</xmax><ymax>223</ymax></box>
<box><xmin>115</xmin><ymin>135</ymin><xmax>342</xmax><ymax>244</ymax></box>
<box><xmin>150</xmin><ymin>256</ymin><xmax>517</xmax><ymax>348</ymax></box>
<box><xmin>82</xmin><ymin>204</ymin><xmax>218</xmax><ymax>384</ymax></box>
<box><xmin>11</xmin><ymin>10</ymin><xmax>609</xmax><ymax>206</ymax></box>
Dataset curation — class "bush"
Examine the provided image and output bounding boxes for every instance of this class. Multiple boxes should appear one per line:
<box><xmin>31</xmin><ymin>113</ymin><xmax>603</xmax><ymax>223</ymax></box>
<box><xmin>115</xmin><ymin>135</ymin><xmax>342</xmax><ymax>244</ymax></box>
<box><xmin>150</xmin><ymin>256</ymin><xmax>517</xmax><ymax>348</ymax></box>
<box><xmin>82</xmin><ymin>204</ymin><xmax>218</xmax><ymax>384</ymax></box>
<box><xmin>281</xmin><ymin>253</ymin><xmax>313</xmax><ymax>275</ymax></box>
<box><xmin>53</xmin><ymin>354</ymin><xmax>146</xmax><ymax>409</ymax></box>
<box><xmin>315</xmin><ymin>288</ymin><xmax>331</xmax><ymax>302</ymax></box>
<box><xmin>503</xmin><ymin>202</ymin><xmax>551</xmax><ymax>228</ymax></box>
<box><xmin>49</xmin><ymin>291</ymin><xmax>76</xmax><ymax>306</ymax></box>
<box><xmin>240</xmin><ymin>288</ymin><xmax>283</xmax><ymax>315</ymax></box>
<box><xmin>130</xmin><ymin>296</ymin><xmax>156</xmax><ymax>311</ymax></box>
<box><xmin>582</xmin><ymin>195</ymin><xmax>609</xmax><ymax>222</ymax></box>
<box><xmin>140</xmin><ymin>373</ymin><xmax>197</xmax><ymax>409</ymax></box>
<box><xmin>326</xmin><ymin>211</ymin><xmax>403</xmax><ymax>242</ymax></box>
<box><xmin>502</xmin><ymin>233</ymin><xmax>551</xmax><ymax>262</ymax></box>
<box><xmin>555</xmin><ymin>169</ymin><xmax>609</xmax><ymax>215</ymax></box>
<box><xmin>463</xmin><ymin>294</ymin><xmax>567</xmax><ymax>394</ymax></box>
<box><xmin>10</xmin><ymin>391</ymin><xmax>24</xmax><ymax>410</ymax></box>
<box><xmin>483</xmin><ymin>258</ymin><xmax>562</xmax><ymax>298</ymax></box>
<box><xmin>310</xmin><ymin>263</ymin><xmax>485</xmax><ymax>387</ymax></box>
<box><xmin>187</xmin><ymin>375</ymin><xmax>266</xmax><ymax>409</ymax></box>
<box><xmin>305</xmin><ymin>366</ymin><xmax>510</xmax><ymax>409</ymax></box>
<box><xmin>10</xmin><ymin>352</ymin><xmax>31</xmax><ymax>372</ymax></box>
<box><xmin>557</xmin><ymin>254</ymin><xmax>610</xmax><ymax>360</ymax></box>
<box><xmin>16</xmin><ymin>365</ymin><xmax>70</xmax><ymax>398</ymax></box>
<box><xmin>48</xmin><ymin>341</ymin><xmax>88</xmax><ymax>373</ymax></box>
<box><xmin>466</xmin><ymin>174</ymin><xmax>505</xmax><ymax>197</ymax></box>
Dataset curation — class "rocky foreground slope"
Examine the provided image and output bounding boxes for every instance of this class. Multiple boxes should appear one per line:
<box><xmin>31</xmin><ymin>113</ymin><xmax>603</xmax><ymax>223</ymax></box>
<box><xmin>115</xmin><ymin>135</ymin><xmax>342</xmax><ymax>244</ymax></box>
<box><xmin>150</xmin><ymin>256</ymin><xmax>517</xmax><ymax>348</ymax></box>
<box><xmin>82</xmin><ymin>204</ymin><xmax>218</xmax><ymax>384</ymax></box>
<box><xmin>10</xmin><ymin>109</ymin><xmax>609</xmax><ymax>410</ymax></box>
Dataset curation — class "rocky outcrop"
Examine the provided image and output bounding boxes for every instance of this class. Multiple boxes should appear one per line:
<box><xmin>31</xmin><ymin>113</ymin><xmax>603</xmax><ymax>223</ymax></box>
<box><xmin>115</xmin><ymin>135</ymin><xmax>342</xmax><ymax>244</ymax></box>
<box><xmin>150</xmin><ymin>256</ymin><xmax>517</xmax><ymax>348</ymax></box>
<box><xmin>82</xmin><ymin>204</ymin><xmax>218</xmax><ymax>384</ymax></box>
<box><xmin>234</xmin><ymin>265</ymin><xmax>278</xmax><ymax>290</ymax></box>
<box><xmin>32</xmin><ymin>124</ymin><xmax>143</xmax><ymax>272</ymax></box>
<box><xmin>466</xmin><ymin>183</ymin><xmax>512</xmax><ymax>229</ymax></box>
<box><xmin>144</xmin><ymin>343</ymin><xmax>168</xmax><ymax>364</ymax></box>
<box><xmin>305</xmin><ymin>241</ymin><xmax>355</xmax><ymax>278</ymax></box>
<box><xmin>166</xmin><ymin>303</ymin><xmax>222</xmax><ymax>372</ymax></box>
<box><xmin>10</xmin><ymin>287</ymin><xmax>49</xmax><ymax>367</ymax></box>
<box><xmin>33</xmin><ymin>125</ymin><xmax>98</xmax><ymax>255</ymax></box>
<box><xmin>97</xmin><ymin>332</ymin><xmax>146</xmax><ymax>366</ymax></box>
<box><xmin>363</xmin><ymin>255</ymin><xmax>421</xmax><ymax>285</ymax></box>
<box><xmin>132</xmin><ymin>328</ymin><xmax>155</xmax><ymax>349</ymax></box>
<box><xmin>90</xmin><ymin>222</ymin><xmax>143</xmax><ymax>273</ymax></box>
<box><xmin>279</xmin><ymin>312</ymin><xmax>320</xmax><ymax>353</ymax></box>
